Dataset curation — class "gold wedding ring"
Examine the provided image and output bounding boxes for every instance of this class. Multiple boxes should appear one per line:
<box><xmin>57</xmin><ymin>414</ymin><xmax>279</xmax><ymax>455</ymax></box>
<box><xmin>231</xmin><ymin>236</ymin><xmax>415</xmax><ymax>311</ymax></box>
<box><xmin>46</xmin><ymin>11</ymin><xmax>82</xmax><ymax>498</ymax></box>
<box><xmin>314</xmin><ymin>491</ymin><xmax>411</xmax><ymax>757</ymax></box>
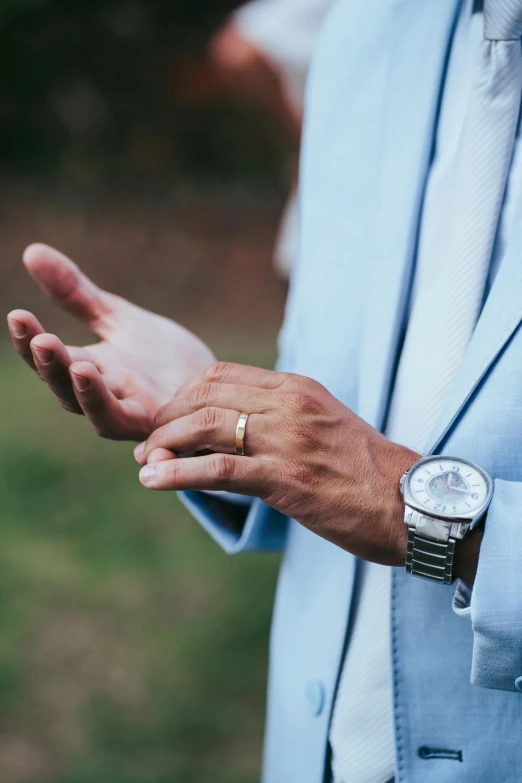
<box><xmin>235</xmin><ymin>412</ymin><xmax>249</xmax><ymax>456</ymax></box>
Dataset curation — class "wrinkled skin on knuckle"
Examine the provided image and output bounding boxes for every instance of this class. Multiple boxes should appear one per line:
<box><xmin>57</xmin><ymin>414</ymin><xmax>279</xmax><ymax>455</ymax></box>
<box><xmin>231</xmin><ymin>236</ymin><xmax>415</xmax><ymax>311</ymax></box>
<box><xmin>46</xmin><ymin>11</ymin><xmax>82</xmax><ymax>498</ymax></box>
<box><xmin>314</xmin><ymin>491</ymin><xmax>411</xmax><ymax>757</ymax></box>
<box><xmin>280</xmin><ymin>400</ymin><xmax>330</xmax><ymax>454</ymax></box>
<box><xmin>299</xmin><ymin>392</ymin><xmax>325</xmax><ymax>418</ymax></box>
<box><xmin>210</xmin><ymin>452</ymin><xmax>235</xmax><ymax>485</ymax></box>
<box><xmin>295</xmin><ymin>375</ymin><xmax>323</xmax><ymax>394</ymax></box>
<box><xmin>280</xmin><ymin>388</ymin><xmax>324</xmax><ymax>418</ymax></box>
<box><xmin>204</xmin><ymin>361</ymin><xmax>232</xmax><ymax>383</ymax></box>
<box><xmin>195</xmin><ymin>405</ymin><xmax>219</xmax><ymax>434</ymax></box>
<box><xmin>190</xmin><ymin>381</ymin><xmax>213</xmax><ymax>409</ymax></box>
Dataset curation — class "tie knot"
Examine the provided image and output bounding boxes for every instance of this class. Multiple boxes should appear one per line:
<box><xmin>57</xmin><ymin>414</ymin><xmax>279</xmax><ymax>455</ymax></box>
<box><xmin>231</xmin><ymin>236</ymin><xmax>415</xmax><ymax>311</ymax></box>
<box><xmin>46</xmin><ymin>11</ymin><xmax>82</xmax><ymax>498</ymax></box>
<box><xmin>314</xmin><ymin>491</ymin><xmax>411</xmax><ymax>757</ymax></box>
<box><xmin>485</xmin><ymin>0</ymin><xmax>522</xmax><ymax>39</ymax></box>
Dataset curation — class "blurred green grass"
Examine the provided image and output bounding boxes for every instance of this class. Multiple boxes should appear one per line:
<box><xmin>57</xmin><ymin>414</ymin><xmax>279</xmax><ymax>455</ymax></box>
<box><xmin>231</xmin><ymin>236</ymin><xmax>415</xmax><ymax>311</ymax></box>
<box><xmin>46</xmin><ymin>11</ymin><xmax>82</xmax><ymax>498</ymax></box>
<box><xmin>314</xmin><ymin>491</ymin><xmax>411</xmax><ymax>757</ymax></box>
<box><xmin>0</xmin><ymin>349</ymin><xmax>280</xmax><ymax>783</ymax></box>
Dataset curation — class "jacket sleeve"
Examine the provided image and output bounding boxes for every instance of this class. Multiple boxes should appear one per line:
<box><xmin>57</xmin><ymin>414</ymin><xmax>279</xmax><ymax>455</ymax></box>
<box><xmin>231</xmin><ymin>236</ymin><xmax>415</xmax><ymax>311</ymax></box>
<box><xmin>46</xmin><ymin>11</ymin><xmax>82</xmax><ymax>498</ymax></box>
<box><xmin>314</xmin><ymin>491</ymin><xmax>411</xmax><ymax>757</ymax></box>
<box><xmin>453</xmin><ymin>479</ymin><xmax>522</xmax><ymax>692</ymax></box>
<box><xmin>178</xmin><ymin>491</ymin><xmax>288</xmax><ymax>554</ymax></box>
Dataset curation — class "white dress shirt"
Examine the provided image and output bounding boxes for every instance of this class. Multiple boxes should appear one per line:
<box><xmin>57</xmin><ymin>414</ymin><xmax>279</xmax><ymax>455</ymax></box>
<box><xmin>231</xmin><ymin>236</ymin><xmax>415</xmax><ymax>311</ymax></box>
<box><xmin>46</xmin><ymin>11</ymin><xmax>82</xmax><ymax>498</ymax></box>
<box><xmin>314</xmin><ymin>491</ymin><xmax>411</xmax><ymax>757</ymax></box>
<box><xmin>330</xmin><ymin>1</ymin><xmax>522</xmax><ymax>780</ymax></box>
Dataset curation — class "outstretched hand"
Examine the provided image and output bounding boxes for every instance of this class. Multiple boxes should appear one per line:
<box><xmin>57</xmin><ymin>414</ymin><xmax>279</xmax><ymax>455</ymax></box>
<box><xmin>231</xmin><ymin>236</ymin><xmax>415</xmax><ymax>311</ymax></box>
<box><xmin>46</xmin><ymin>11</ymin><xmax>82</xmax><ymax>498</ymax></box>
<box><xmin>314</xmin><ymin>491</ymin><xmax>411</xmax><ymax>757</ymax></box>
<box><xmin>7</xmin><ymin>244</ymin><xmax>215</xmax><ymax>441</ymax></box>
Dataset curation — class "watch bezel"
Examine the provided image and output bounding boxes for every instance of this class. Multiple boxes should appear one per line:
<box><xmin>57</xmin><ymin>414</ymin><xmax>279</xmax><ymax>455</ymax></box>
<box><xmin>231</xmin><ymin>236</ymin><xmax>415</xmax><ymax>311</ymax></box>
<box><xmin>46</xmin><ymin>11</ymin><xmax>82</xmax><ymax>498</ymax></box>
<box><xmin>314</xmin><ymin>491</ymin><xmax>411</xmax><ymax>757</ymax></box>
<box><xmin>402</xmin><ymin>455</ymin><xmax>493</xmax><ymax>523</ymax></box>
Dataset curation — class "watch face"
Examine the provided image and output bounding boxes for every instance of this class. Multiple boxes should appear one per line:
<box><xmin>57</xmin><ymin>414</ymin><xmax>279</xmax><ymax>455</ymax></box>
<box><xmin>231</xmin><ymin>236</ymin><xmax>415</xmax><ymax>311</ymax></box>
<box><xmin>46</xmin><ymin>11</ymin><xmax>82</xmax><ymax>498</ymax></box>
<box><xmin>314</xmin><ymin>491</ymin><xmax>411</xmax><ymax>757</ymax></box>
<box><xmin>406</xmin><ymin>457</ymin><xmax>492</xmax><ymax>520</ymax></box>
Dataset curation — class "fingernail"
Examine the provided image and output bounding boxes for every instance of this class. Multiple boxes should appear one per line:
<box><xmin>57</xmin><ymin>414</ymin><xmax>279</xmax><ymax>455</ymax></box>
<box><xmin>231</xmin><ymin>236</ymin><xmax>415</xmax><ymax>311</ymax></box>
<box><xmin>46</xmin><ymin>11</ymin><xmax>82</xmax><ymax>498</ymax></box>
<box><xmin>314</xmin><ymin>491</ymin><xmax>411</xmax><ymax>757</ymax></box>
<box><xmin>139</xmin><ymin>465</ymin><xmax>157</xmax><ymax>487</ymax></box>
<box><xmin>134</xmin><ymin>442</ymin><xmax>146</xmax><ymax>461</ymax></box>
<box><xmin>33</xmin><ymin>345</ymin><xmax>53</xmax><ymax>364</ymax></box>
<box><xmin>71</xmin><ymin>372</ymin><xmax>89</xmax><ymax>391</ymax></box>
<box><xmin>8</xmin><ymin>318</ymin><xmax>27</xmax><ymax>338</ymax></box>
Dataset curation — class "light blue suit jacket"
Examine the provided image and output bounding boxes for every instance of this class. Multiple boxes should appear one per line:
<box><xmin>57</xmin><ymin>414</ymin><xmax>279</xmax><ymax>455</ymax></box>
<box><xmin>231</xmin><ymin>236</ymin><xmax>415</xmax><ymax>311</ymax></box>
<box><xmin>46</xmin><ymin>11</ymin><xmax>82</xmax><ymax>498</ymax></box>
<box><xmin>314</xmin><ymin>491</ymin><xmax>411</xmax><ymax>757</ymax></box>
<box><xmin>183</xmin><ymin>0</ymin><xmax>522</xmax><ymax>780</ymax></box>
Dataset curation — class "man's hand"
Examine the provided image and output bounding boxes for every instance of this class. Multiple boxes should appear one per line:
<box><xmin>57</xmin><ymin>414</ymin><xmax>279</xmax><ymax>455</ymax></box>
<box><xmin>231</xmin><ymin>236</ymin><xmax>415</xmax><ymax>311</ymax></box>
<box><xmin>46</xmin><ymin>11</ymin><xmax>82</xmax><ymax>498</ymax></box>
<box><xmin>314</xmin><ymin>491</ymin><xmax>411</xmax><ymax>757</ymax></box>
<box><xmin>134</xmin><ymin>362</ymin><xmax>419</xmax><ymax>565</ymax></box>
<box><xmin>7</xmin><ymin>244</ymin><xmax>215</xmax><ymax>441</ymax></box>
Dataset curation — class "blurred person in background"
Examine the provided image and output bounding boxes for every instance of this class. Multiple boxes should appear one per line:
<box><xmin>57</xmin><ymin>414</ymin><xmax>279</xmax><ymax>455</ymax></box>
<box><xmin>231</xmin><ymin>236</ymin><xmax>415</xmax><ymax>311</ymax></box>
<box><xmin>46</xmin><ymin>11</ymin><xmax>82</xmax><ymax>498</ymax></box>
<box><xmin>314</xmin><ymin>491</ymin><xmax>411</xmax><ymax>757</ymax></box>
<box><xmin>177</xmin><ymin>0</ymin><xmax>333</xmax><ymax>276</ymax></box>
<box><xmin>8</xmin><ymin>1</ymin><xmax>522</xmax><ymax>782</ymax></box>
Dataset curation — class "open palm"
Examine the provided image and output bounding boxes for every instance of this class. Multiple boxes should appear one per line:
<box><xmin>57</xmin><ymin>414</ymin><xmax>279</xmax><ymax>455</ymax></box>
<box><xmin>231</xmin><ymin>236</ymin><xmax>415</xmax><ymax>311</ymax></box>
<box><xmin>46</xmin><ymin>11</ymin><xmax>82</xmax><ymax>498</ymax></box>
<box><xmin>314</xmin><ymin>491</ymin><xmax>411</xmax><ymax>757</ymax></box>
<box><xmin>7</xmin><ymin>244</ymin><xmax>215</xmax><ymax>441</ymax></box>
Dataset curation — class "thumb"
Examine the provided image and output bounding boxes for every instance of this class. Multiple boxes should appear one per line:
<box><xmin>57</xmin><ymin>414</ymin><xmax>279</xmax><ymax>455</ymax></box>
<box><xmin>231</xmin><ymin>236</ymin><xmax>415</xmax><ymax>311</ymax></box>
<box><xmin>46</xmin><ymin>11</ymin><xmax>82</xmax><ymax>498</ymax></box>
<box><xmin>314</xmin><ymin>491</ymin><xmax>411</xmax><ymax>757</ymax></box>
<box><xmin>23</xmin><ymin>243</ymin><xmax>113</xmax><ymax>329</ymax></box>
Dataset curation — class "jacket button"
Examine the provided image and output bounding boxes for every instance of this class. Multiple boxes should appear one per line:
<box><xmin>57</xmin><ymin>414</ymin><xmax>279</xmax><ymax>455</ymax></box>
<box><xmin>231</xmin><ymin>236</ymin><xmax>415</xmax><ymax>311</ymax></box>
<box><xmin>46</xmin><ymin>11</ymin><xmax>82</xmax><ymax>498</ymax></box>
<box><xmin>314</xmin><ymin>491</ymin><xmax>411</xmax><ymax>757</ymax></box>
<box><xmin>514</xmin><ymin>676</ymin><xmax>522</xmax><ymax>692</ymax></box>
<box><xmin>306</xmin><ymin>680</ymin><xmax>326</xmax><ymax>716</ymax></box>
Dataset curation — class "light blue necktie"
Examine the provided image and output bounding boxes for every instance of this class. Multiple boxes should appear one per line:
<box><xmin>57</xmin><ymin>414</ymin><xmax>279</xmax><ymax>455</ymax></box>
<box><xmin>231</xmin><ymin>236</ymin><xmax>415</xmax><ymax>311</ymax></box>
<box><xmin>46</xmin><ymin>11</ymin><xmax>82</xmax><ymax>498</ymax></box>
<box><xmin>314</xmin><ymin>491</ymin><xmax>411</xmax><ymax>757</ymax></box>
<box><xmin>331</xmin><ymin>3</ymin><xmax>522</xmax><ymax>783</ymax></box>
<box><xmin>387</xmin><ymin>0</ymin><xmax>522</xmax><ymax>454</ymax></box>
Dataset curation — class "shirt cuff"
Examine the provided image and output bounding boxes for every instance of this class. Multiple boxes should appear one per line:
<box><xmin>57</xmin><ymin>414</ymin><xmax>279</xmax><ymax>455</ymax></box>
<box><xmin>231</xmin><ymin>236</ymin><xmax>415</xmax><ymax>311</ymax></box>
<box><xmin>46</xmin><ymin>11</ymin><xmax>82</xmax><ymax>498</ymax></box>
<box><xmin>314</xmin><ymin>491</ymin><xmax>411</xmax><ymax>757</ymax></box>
<box><xmin>452</xmin><ymin>579</ymin><xmax>473</xmax><ymax>620</ymax></box>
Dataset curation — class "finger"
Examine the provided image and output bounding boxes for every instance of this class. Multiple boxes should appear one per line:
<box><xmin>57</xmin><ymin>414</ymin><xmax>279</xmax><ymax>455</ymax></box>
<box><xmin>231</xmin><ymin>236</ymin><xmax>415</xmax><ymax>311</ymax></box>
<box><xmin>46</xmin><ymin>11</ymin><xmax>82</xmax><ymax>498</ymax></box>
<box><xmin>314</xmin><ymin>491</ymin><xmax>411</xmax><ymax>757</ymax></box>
<box><xmin>173</xmin><ymin>363</ymin><xmax>288</xmax><ymax>397</ymax></box>
<box><xmin>139</xmin><ymin>452</ymin><xmax>272</xmax><ymax>494</ymax></box>
<box><xmin>135</xmin><ymin>408</ymin><xmax>262</xmax><ymax>464</ymax></box>
<box><xmin>154</xmin><ymin>382</ymin><xmax>272</xmax><ymax>429</ymax></box>
<box><xmin>7</xmin><ymin>309</ymin><xmax>46</xmax><ymax>371</ymax></box>
<box><xmin>204</xmin><ymin>361</ymin><xmax>293</xmax><ymax>389</ymax></box>
<box><xmin>147</xmin><ymin>448</ymin><xmax>177</xmax><ymax>464</ymax></box>
<box><xmin>23</xmin><ymin>244</ymin><xmax>112</xmax><ymax>329</ymax></box>
<box><xmin>69</xmin><ymin>361</ymin><xmax>152</xmax><ymax>441</ymax></box>
<box><xmin>30</xmin><ymin>334</ymin><xmax>84</xmax><ymax>414</ymax></box>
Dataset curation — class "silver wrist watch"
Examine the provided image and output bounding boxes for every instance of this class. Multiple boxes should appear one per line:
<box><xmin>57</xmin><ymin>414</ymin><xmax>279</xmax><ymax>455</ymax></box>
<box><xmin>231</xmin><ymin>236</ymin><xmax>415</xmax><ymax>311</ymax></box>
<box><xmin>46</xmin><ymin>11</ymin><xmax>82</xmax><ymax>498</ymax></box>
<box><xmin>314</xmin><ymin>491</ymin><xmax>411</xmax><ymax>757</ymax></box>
<box><xmin>400</xmin><ymin>456</ymin><xmax>493</xmax><ymax>585</ymax></box>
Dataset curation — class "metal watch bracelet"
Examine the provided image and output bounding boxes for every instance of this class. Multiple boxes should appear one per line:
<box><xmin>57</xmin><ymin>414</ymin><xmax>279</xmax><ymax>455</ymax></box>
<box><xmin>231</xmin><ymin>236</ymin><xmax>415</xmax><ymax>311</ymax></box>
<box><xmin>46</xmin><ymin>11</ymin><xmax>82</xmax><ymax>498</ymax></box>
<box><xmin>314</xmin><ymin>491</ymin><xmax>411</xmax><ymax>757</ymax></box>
<box><xmin>405</xmin><ymin>509</ymin><xmax>456</xmax><ymax>585</ymax></box>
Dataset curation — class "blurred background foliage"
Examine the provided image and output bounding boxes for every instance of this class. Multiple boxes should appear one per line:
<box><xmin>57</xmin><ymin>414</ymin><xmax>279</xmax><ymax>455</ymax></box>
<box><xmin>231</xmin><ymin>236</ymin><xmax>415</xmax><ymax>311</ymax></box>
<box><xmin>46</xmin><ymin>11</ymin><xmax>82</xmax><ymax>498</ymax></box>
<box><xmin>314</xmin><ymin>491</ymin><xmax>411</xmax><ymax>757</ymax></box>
<box><xmin>0</xmin><ymin>0</ymin><xmax>288</xmax><ymax>184</ymax></box>
<box><xmin>0</xmin><ymin>348</ymin><xmax>280</xmax><ymax>783</ymax></box>
<box><xmin>0</xmin><ymin>1</ymin><xmax>288</xmax><ymax>781</ymax></box>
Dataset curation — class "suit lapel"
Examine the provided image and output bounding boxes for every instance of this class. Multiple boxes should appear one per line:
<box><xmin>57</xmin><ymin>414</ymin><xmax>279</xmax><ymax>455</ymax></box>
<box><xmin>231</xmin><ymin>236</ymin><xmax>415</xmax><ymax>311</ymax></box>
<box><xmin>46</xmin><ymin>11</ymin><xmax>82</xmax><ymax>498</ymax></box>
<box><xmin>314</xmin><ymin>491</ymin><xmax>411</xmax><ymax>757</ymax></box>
<box><xmin>426</xmin><ymin>221</ymin><xmax>522</xmax><ymax>454</ymax></box>
<box><xmin>358</xmin><ymin>0</ymin><xmax>462</xmax><ymax>430</ymax></box>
